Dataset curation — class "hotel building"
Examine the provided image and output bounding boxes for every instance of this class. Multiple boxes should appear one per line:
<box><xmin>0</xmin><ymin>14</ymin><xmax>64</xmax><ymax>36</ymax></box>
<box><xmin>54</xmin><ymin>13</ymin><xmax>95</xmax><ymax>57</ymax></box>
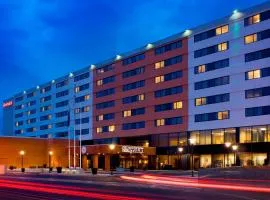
<box><xmin>2</xmin><ymin>2</ymin><xmax>270</xmax><ymax>170</ymax></box>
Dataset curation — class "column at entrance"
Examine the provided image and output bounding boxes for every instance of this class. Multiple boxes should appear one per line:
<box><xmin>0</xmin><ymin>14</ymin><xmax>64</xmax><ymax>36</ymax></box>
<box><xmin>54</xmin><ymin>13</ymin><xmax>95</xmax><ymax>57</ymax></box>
<box><xmin>105</xmin><ymin>155</ymin><xmax>111</xmax><ymax>171</ymax></box>
<box><xmin>92</xmin><ymin>155</ymin><xmax>99</xmax><ymax>169</ymax></box>
<box><xmin>82</xmin><ymin>155</ymin><xmax>88</xmax><ymax>170</ymax></box>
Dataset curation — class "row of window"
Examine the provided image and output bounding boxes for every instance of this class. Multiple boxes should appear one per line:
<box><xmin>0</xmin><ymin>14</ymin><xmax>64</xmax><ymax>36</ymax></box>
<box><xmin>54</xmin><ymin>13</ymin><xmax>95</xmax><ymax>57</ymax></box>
<box><xmin>194</xmin><ymin>59</ymin><xmax>229</xmax><ymax>74</ymax></box>
<box><xmin>244</xmin><ymin>29</ymin><xmax>270</xmax><ymax>44</ymax></box>
<box><xmin>245</xmin><ymin>105</ymin><xmax>270</xmax><ymax>117</ymax></box>
<box><xmin>195</xmin><ymin>76</ymin><xmax>229</xmax><ymax>90</ymax></box>
<box><xmin>245</xmin><ymin>48</ymin><xmax>270</xmax><ymax>62</ymax></box>
<box><xmin>122</xmin><ymin>66</ymin><xmax>145</xmax><ymax>78</ymax></box>
<box><xmin>123</xmin><ymin>107</ymin><xmax>145</xmax><ymax>117</ymax></box>
<box><xmin>97</xmin><ymin>76</ymin><xmax>115</xmax><ymax>86</ymax></box>
<box><xmin>74</xmin><ymin>72</ymin><xmax>89</xmax><ymax>82</ymax></box>
<box><xmin>245</xmin><ymin>86</ymin><xmax>270</xmax><ymax>99</ymax></box>
<box><xmin>194</xmin><ymin>25</ymin><xmax>229</xmax><ymax>42</ymax></box>
<box><xmin>96</xmin><ymin>88</ymin><xmax>115</xmax><ymax>98</ymax></box>
<box><xmin>246</xmin><ymin>67</ymin><xmax>270</xmax><ymax>80</ymax></box>
<box><xmin>96</xmin><ymin>113</ymin><xmax>115</xmax><ymax>121</ymax></box>
<box><xmin>155</xmin><ymin>70</ymin><xmax>182</xmax><ymax>83</ymax></box>
<box><xmin>195</xmin><ymin>110</ymin><xmax>229</xmax><ymax>122</ymax></box>
<box><xmin>244</xmin><ymin>10</ymin><xmax>270</xmax><ymax>26</ymax></box>
<box><xmin>75</xmin><ymin>94</ymin><xmax>90</xmax><ymax>103</ymax></box>
<box><xmin>155</xmin><ymin>101</ymin><xmax>182</xmax><ymax>112</ymax></box>
<box><xmin>155</xmin><ymin>55</ymin><xmax>182</xmax><ymax>69</ymax></box>
<box><xmin>155</xmin><ymin>117</ymin><xmax>182</xmax><ymax>126</ymax></box>
<box><xmin>194</xmin><ymin>42</ymin><xmax>228</xmax><ymax>58</ymax></box>
<box><xmin>195</xmin><ymin>93</ymin><xmax>230</xmax><ymax>106</ymax></box>
<box><xmin>123</xmin><ymin>80</ymin><xmax>145</xmax><ymax>91</ymax></box>
<box><xmin>155</xmin><ymin>40</ymin><xmax>182</xmax><ymax>55</ymax></box>
<box><xmin>122</xmin><ymin>53</ymin><xmax>145</xmax><ymax>66</ymax></box>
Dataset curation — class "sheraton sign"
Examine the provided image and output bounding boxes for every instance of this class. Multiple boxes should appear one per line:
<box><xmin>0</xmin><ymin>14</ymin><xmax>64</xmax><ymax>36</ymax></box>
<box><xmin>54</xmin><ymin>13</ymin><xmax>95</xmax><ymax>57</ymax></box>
<box><xmin>122</xmin><ymin>145</ymin><xmax>144</xmax><ymax>154</ymax></box>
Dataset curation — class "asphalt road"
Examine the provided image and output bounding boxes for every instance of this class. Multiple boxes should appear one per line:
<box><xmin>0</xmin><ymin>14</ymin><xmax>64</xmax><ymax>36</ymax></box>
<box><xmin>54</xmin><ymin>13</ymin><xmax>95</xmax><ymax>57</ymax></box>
<box><xmin>0</xmin><ymin>173</ymin><xmax>269</xmax><ymax>200</ymax></box>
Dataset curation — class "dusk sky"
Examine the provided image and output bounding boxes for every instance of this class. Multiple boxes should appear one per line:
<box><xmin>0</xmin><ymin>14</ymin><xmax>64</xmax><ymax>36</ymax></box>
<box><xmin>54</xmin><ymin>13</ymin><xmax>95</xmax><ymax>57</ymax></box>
<box><xmin>0</xmin><ymin>0</ymin><xmax>266</xmax><ymax>131</ymax></box>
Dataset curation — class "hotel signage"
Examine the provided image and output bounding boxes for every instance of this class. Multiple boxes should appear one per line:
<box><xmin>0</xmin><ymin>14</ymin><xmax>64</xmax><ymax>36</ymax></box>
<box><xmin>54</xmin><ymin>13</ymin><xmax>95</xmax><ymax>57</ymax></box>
<box><xmin>3</xmin><ymin>101</ymin><xmax>13</xmax><ymax>108</ymax></box>
<box><xmin>122</xmin><ymin>145</ymin><xmax>144</xmax><ymax>154</ymax></box>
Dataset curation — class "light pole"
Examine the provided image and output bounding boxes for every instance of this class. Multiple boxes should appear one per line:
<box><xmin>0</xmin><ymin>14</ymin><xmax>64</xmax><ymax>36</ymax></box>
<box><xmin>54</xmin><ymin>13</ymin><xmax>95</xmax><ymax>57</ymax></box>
<box><xmin>49</xmin><ymin>151</ymin><xmax>53</xmax><ymax>172</ymax></box>
<box><xmin>232</xmin><ymin>145</ymin><xmax>238</xmax><ymax>166</ymax></box>
<box><xmin>225</xmin><ymin>142</ymin><xmax>231</xmax><ymax>167</ymax></box>
<box><xmin>109</xmin><ymin>144</ymin><xmax>116</xmax><ymax>174</ymax></box>
<box><xmin>178</xmin><ymin>147</ymin><xmax>183</xmax><ymax>169</ymax></box>
<box><xmin>189</xmin><ymin>138</ymin><xmax>195</xmax><ymax>177</ymax></box>
<box><xmin>19</xmin><ymin>150</ymin><xmax>25</xmax><ymax>172</ymax></box>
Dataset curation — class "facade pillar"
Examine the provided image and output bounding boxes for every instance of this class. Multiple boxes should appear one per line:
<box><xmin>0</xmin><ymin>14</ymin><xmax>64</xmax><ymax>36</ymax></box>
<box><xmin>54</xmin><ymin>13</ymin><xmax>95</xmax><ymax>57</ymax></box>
<box><xmin>92</xmin><ymin>155</ymin><xmax>99</xmax><ymax>169</ymax></box>
<box><xmin>104</xmin><ymin>155</ymin><xmax>111</xmax><ymax>171</ymax></box>
<box><xmin>82</xmin><ymin>155</ymin><xmax>88</xmax><ymax>170</ymax></box>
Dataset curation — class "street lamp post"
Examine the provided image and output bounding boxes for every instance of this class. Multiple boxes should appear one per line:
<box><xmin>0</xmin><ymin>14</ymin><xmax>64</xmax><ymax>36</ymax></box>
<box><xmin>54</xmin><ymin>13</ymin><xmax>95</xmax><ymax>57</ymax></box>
<box><xmin>109</xmin><ymin>144</ymin><xmax>115</xmax><ymax>174</ymax></box>
<box><xmin>19</xmin><ymin>150</ymin><xmax>25</xmax><ymax>172</ymax></box>
<box><xmin>178</xmin><ymin>147</ymin><xmax>184</xmax><ymax>169</ymax></box>
<box><xmin>232</xmin><ymin>145</ymin><xmax>238</xmax><ymax>166</ymax></box>
<box><xmin>49</xmin><ymin>151</ymin><xmax>53</xmax><ymax>172</ymax></box>
<box><xmin>189</xmin><ymin>139</ymin><xmax>195</xmax><ymax>177</ymax></box>
<box><xmin>225</xmin><ymin>142</ymin><xmax>232</xmax><ymax>167</ymax></box>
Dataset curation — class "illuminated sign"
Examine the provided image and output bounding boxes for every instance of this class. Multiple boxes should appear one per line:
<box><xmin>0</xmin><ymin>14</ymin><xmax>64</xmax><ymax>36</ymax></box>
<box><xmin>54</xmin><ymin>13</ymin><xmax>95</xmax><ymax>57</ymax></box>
<box><xmin>3</xmin><ymin>101</ymin><xmax>13</xmax><ymax>108</ymax></box>
<box><xmin>122</xmin><ymin>146</ymin><xmax>144</xmax><ymax>154</ymax></box>
<box><xmin>81</xmin><ymin>146</ymin><xmax>87</xmax><ymax>154</ymax></box>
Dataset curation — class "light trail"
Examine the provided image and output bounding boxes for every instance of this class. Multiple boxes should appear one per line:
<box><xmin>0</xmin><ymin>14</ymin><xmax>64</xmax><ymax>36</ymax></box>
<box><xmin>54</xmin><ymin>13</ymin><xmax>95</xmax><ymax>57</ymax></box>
<box><xmin>0</xmin><ymin>179</ymin><xmax>148</xmax><ymax>200</ymax></box>
<box><xmin>121</xmin><ymin>175</ymin><xmax>270</xmax><ymax>193</ymax></box>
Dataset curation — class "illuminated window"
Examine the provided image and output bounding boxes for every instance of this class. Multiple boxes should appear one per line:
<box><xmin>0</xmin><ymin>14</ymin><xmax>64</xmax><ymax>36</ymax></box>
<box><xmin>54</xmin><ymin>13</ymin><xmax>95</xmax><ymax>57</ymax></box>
<box><xmin>155</xmin><ymin>76</ymin><xmax>164</xmax><ymax>83</ymax></box>
<box><xmin>155</xmin><ymin>61</ymin><xmax>165</xmax><ymax>69</ymax></box>
<box><xmin>216</xmin><ymin>25</ymin><xmax>229</xmax><ymax>35</ymax></box>
<box><xmin>98</xmin><ymin>115</ymin><xmax>103</xmax><ymax>121</ymax></box>
<box><xmin>218</xmin><ymin>111</ymin><xmax>229</xmax><ymax>120</ymax></box>
<box><xmin>109</xmin><ymin>125</ymin><xmax>115</xmax><ymax>132</ymax></box>
<box><xmin>123</xmin><ymin>110</ymin><xmax>131</xmax><ymax>117</ymax></box>
<box><xmin>75</xmin><ymin>87</ymin><xmax>80</xmax><ymax>93</ymax></box>
<box><xmin>97</xmin><ymin>127</ymin><xmax>102</xmax><ymax>133</ymax></box>
<box><xmin>97</xmin><ymin>80</ymin><xmax>103</xmax><ymax>86</ymax></box>
<box><xmin>173</xmin><ymin>101</ymin><xmax>183</xmax><ymax>109</ymax></box>
<box><xmin>84</xmin><ymin>106</ymin><xmax>90</xmax><ymax>112</ymax></box>
<box><xmin>195</xmin><ymin>97</ymin><xmax>206</xmax><ymax>106</ymax></box>
<box><xmin>247</xmin><ymin>70</ymin><xmax>261</xmax><ymax>80</ymax></box>
<box><xmin>245</xmin><ymin>34</ymin><xmax>257</xmax><ymax>44</ymax></box>
<box><xmin>218</xmin><ymin>42</ymin><xmax>228</xmax><ymax>51</ymax></box>
<box><xmin>138</xmin><ymin>94</ymin><xmax>145</xmax><ymax>101</ymax></box>
<box><xmin>156</xmin><ymin>119</ymin><xmax>165</xmax><ymax>126</ymax></box>
<box><xmin>84</xmin><ymin>95</ymin><xmax>90</xmax><ymax>100</ymax></box>
<box><xmin>15</xmin><ymin>122</ymin><xmax>19</xmax><ymax>127</ymax></box>
<box><xmin>48</xmin><ymin>124</ymin><xmax>52</xmax><ymax>129</ymax></box>
<box><xmin>198</xmin><ymin>65</ymin><xmax>206</xmax><ymax>73</ymax></box>
<box><xmin>252</xmin><ymin>14</ymin><xmax>260</xmax><ymax>24</ymax></box>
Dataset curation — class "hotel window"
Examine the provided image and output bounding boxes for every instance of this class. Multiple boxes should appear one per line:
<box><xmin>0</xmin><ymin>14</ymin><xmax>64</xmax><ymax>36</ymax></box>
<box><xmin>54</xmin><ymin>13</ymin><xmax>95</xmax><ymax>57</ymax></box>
<box><xmin>246</xmin><ymin>69</ymin><xmax>261</xmax><ymax>80</ymax></box>
<box><xmin>156</xmin><ymin>119</ymin><xmax>165</xmax><ymax>126</ymax></box>
<box><xmin>155</xmin><ymin>86</ymin><xmax>183</xmax><ymax>98</ymax></box>
<box><xmin>155</xmin><ymin>76</ymin><xmax>164</xmax><ymax>83</ymax></box>
<box><xmin>224</xmin><ymin>128</ymin><xmax>236</xmax><ymax>143</ymax></box>
<box><xmin>122</xmin><ymin>53</ymin><xmax>145</xmax><ymax>66</ymax></box>
<box><xmin>96</xmin><ymin>100</ymin><xmax>115</xmax><ymax>110</ymax></box>
<box><xmin>56</xmin><ymin>80</ymin><xmax>68</xmax><ymax>88</ymax></box>
<box><xmin>97</xmin><ymin>80</ymin><xmax>103</xmax><ymax>86</ymax></box>
<box><xmin>195</xmin><ymin>110</ymin><xmax>229</xmax><ymax>122</ymax></box>
<box><xmin>195</xmin><ymin>76</ymin><xmax>229</xmax><ymax>90</ymax></box>
<box><xmin>74</xmin><ymin>72</ymin><xmax>89</xmax><ymax>82</ymax></box>
<box><xmin>245</xmin><ymin>86</ymin><xmax>270</xmax><ymax>99</ymax></box>
<box><xmin>155</xmin><ymin>40</ymin><xmax>182</xmax><ymax>55</ymax></box>
<box><xmin>245</xmin><ymin>14</ymin><xmax>261</xmax><ymax>26</ymax></box>
<box><xmin>190</xmin><ymin>132</ymin><xmax>200</xmax><ymax>145</ymax></box>
<box><xmin>216</xmin><ymin>25</ymin><xmax>229</xmax><ymax>35</ymax></box>
<box><xmin>96</xmin><ymin>113</ymin><xmax>114</xmax><ymax>121</ymax></box>
<box><xmin>96</xmin><ymin>64</ymin><xmax>114</xmax><ymax>74</ymax></box>
<box><xmin>173</xmin><ymin>101</ymin><xmax>183</xmax><ymax>109</ymax></box>
<box><xmin>245</xmin><ymin>34</ymin><xmax>257</xmax><ymax>44</ymax></box>
<box><xmin>245</xmin><ymin>48</ymin><xmax>270</xmax><ymax>62</ymax></box>
<box><xmin>75</xmin><ymin>83</ymin><xmax>89</xmax><ymax>93</ymax></box>
<box><xmin>195</xmin><ymin>97</ymin><xmax>206</xmax><ymax>106</ymax></box>
<box><xmin>218</xmin><ymin>42</ymin><xmax>228</xmax><ymax>51</ymax></box>
<box><xmin>245</xmin><ymin>105</ymin><xmax>270</xmax><ymax>117</ymax></box>
<box><xmin>122</xmin><ymin>121</ymin><xmax>145</xmax><ymax>130</ymax></box>
<box><xmin>122</xmin><ymin>66</ymin><xmax>145</xmax><ymax>78</ymax></box>
<box><xmin>199</xmin><ymin>131</ymin><xmax>211</xmax><ymax>145</ymax></box>
<box><xmin>122</xmin><ymin>80</ymin><xmax>145</xmax><ymax>91</ymax></box>
<box><xmin>197</xmin><ymin>65</ymin><xmax>206</xmax><ymax>73</ymax></box>
<box><xmin>194</xmin><ymin>24</ymin><xmax>229</xmax><ymax>42</ymax></box>
<box><xmin>218</xmin><ymin>111</ymin><xmax>229</xmax><ymax>120</ymax></box>
<box><xmin>15</xmin><ymin>96</ymin><xmax>24</xmax><ymax>102</ymax></box>
<box><xmin>138</xmin><ymin>94</ymin><xmax>145</xmax><ymax>101</ymax></box>
<box><xmin>155</xmin><ymin>61</ymin><xmax>165</xmax><ymax>69</ymax></box>
<box><xmin>212</xmin><ymin>129</ymin><xmax>224</xmax><ymax>144</ymax></box>
<box><xmin>55</xmin><ymin>110</ymin><xmax>69</xmax><ymax>118</ymax></box>
<box><xmin>194</xmin><ymin>59</ymin><xmax>229</xmax><ymax>74</ymax></box>
<box><xmin>56</xmin><ymin>90</ymin><xmax>69</xmax><ymax>98</ymax></box>
<box><xmin>240</xmin><ymin>126</ymin><xmax>269</xmax><ymax>143</ymax></box>
<box><xmin>122</xmin><ymin>94</ymin><xmax>145</xmax><ymax>104</ymax></box>
<box><xmin>96</xmin><ymin>88</ymin><xmax>115</xmax><ymax>98</ymax></box>
<box><xmin>109</xmin><ymin>125</ymin><xmax>115</xmax><ymax>132</ymax></box>
<box><xmin>27</xmin><ymin>92</ymin><xmax>35</xmax><ymax>98</ymax></box>
<box><xmin>56</xmin><ymin>100</ymin><xmax>68</xmax><ymax>108</ymax></box>
<box><xmin>97</xmin><ymin>127</ymin><xmax>102</xmax><ymax>133</ymax></box>
<box><xmin>195</xmin><ymin>93</ymin><xmax>229</xmax><ymax>106</ymax></box>
<box><xmin>40</xmin><ymin>86</ymin><xmax>51</xmax><ymax>94</ymax></box>
<box><xmin>123</xmin><ymin>110</ymin><xmax>131</xmax><ymax>117</ymax></box>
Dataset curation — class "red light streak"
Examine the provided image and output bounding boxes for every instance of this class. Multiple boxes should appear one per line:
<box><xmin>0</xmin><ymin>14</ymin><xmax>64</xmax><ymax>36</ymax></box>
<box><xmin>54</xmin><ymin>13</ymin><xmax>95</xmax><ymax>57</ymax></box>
<box><xmin>0</xmin><ymin>179</ymin><xmax>147</xmax><ymax>200</ymax></box>
<box><xmin>121</xmin><ymin>175</ymin><xmax>270</xmax><ymax>193</ymax></box>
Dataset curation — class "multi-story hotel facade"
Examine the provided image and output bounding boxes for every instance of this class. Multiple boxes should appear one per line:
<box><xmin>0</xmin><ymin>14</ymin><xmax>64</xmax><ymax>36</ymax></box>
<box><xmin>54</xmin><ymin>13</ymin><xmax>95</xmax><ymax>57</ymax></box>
<box><xmin>2</xmin><ymin>2</ymin><xmax>270</xmax><ymax>170</ymax></box>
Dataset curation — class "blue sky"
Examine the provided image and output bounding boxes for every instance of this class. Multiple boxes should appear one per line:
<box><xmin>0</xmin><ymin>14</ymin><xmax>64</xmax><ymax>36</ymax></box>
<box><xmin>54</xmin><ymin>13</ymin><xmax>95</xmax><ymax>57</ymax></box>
<box><xmin>0</xmin><ymin>0</ymin><xmax>266</xmax><ymax>131</ymax></box>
